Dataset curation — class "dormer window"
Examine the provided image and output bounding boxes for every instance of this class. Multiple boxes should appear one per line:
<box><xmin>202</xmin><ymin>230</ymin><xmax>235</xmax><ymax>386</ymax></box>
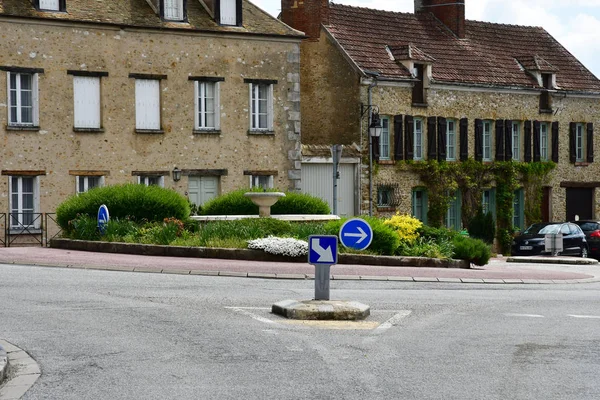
<box><xmin>163</xmin><ymin>0</ymin><xmax>184</xmax><ymax>21</ymax></box>
<box><xmin>386</xmin><ymin>44</ymin><xmax>434</xmax><ymax>107</ymax></box>
<box><xmin>217</xmin><ymin>0</ymin><xmax>241</xmax><ymax>26</ymax></box>
<box><xmin>413</xmin><ymin>64</ymin><xmax>425</xmax><ymax>105</ymax></box>
<box><xmin>38</xmin><ymin>0</ymin><xmax>64</xmax><ymax>11</ymax></box>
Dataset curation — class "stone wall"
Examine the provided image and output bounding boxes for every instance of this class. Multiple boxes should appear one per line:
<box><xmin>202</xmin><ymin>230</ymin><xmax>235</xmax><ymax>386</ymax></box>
<box><xmin>0</xmin><ymin>18</ymin><xmax>302</xmax><ymax>214</ymax></box>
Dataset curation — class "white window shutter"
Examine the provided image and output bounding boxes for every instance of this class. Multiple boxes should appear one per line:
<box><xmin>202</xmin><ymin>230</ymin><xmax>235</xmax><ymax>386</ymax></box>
<box><xmin>135</xmin><ymin>79</ymin><xmax>160</xmax><ymax>130</ymax></box>
<box><xmin>194</xmin><ymin>82</ymin><xmax>200</xmax><ymax>129</ymax></box>
<box><xmin>220</xmin><ymin>0</ymin><xmax>237</xmax><ymax>25</ymax></box>
<box><xmin>40</xmin><ymin>0</ymin><xmax>59</xmax><ymax>10</ymax></box>
<box><xmin>6</xmin><ymin>72</ymin><xmax>12</xmax><ymax>124</ymax></box>
<box><xmin>267</xmin><ymin>84</ymin><xmax>273</xmax><ymax>130</ymax></box>
<box><xmin>32</xmin><ymin>74</ymin><xmax>39</xmax><ymax>126</ymax></box>
<box><xmin>248</xmin><ymin>83</ymin><xmax>253</xmax><ymax>130</ymax></box>
<box><xmin>73</xmin><ymin>77</ymin><xmax>100</xmax><ymax>129</ymax></box>
<box><xmin>214</xmin><ymin>82</ymin><xmax>220</xmax><ymax>130</ymax></box>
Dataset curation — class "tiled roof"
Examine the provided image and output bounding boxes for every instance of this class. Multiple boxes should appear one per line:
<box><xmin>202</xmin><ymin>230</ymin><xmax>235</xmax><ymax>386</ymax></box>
<box><xmin>0</xmin><ymin>0</ymin><xmax>303</xmax><ymax>38</ymax></box>
<box><xmin>388</xmin><ymin>44</ymin><xmax>436</xmax><ymax>63</ymax></box>
<box><xmin>326</xmin><ymin>3</ymin><xmax>600</xmax><ymax>92</ymax></box>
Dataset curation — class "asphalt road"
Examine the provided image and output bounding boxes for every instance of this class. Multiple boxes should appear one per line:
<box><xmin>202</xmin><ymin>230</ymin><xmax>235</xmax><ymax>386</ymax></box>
<box><xmin>2</xmin><ymin>263</ymin><xmax>600</xmax><ymax>399</ymax></box>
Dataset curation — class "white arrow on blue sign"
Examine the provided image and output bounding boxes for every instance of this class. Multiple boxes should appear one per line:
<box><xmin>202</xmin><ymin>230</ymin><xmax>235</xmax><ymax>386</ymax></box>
<box><xmin>339</xmin><ymin>218</ymin><xmax>373</xmax><ymax>251</ymax></box>
<box><xmin>308</xmin><ymin>235</ymin><xmax>338</xmax><ymax>265</ymax></box>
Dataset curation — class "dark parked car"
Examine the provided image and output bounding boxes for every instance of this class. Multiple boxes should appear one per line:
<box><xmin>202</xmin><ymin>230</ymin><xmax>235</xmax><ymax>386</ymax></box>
<box><xmin>572</xmin><ymin>220</ymin><xmax>600</xmax><ymax>259</ymax></box>
<box><xmin>511</xmin><ymin>222</ymin><xmax>588</xmax><ymax>257</ymax></box>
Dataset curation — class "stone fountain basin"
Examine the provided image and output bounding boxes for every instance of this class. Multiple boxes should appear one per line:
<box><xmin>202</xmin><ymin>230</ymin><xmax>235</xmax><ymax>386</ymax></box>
<box><xmin>244</xmin><ymin>192</ymin><xmax>286</xmax><ymax>207</ymax></box>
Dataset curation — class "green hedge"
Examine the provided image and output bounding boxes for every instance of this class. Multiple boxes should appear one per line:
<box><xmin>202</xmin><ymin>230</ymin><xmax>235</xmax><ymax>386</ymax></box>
<box><xmin>56</xmin><ymin>184</ymin><xmax>190</xmax><ymax>230</ymax></box>
<box><xmin>200</xmin><ymin>189</ymin><xmax>330</xmax><ymax>215</ymax></box>
<box><xmin>323</xmin><ymin>217</ymin><xmax>399</xmax><ymax>255</ymax></box>
<box><xmin>452</xmin><ymin>235</ymin><xmax>491</xmax><ymax>266</ymax></box>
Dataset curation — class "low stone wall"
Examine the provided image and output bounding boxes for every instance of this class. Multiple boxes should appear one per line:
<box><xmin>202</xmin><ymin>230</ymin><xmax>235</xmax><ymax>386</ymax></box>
<box><xmin>50</xmin><ymin>239</ymin><xmax>471</xmax><ymax>269</ymax></box>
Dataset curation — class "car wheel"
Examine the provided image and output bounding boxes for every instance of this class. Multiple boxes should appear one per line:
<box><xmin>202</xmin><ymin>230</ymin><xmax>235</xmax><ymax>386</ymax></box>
<box><xmin>580</xmin><ymin>246</ymin><xmax>589</xmax><ymax>258</ymax></box>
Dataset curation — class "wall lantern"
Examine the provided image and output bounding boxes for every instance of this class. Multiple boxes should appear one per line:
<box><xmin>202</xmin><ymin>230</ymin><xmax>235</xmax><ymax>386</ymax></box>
<box><xmin>172</xmin><ymin>167</ymin><xmax>181</xmax><ymax>182</ymax></box>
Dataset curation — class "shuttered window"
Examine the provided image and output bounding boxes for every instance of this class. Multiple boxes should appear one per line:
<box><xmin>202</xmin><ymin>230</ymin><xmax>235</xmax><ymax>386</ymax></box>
<box><xmin>40</xmin><ymin>0</ymin><xmax>60</xmax><ymax>10</ymax></box>
<box><xmin>414</xmin><ymin>118</ymin><xmax>423</xmax><ymax>160</ymax></box>
<box><xmin>482</xmin><ymin>120</ymin><xmax>492</xmax><ymax>161</ymax></box>
<box><xmin>512</xmin><ymin>122</ymin><xmax>521</xmax><ymax>161</ymax></box>
<box><xmin>220</xmin><ymin>0</ymin><xmax>237</xmax><ymax>25</ymax></box>
<box><xmin>8</xmin><ymin>72</ymin><xmax>38</xmax><ymax>126</ymax></box>
<box><xmin>446</xmin><ymin>119</ymin><xmax>456</xmax><ymax>161</ymax></box>
<box><xmin>412</xmin><ymin>188</ymin><xmax>428</xmax><ymax>224</ymax></box>
<box><xmin>73</xmin><ymin>76</ymin><xmax>101</xmax><ymax>129</ymax></box>
<box><xmin>250</xmin><ymin>83</ymin><xmax>273</xmax><ymax>131</ymax></box>
<box><xmin>540</xmin><ymin>122</ymin><xmax>549</xmax><ymax>161</ymax></box>
<box><xmin>379</xmin><ymin>117</ymin><xmax>390</xmax><ymax>160</ymax></box>
<box><xmin>195</xmin><ymin>81</ymin><xmax>219</xmax><ymax>130</ymax></box>
<box><xmin>135</xmin><ymin>79</ymin><xmax>161</xmax><ymax>130</ymax></box>
<box><xmin>164</xmin><ymin>0</ymin><xmax>184</xmax><ymax>21</ymax></box>
<box><xmin>138</xmin><ymin>175</ymin><xmax>164</xmax><ymax>187</ymax></box>
<box><xmin>576</xmin><ymin>123</ymin><xmax>585</xmax><ymax>162</ymax></box>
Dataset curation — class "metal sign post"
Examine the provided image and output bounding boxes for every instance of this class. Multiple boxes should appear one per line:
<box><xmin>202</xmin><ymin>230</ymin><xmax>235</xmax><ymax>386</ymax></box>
<box><xmin>330</xmin><ymin>145</ymin><xmax>343</xmax><ymax>216</ymax></box>
<box><xmin>308</xmin><ymin>235</ymin><xmax>338</xmax><ymax>300</ymax></box>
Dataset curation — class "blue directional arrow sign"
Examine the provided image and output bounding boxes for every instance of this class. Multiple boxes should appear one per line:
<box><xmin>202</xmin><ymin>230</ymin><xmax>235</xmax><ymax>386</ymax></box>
<box><xmin>308</xmin><ymin>235</ymin><xmax>338</xmax><ymax>265</ymax></box>
<box><xmin>339</xmin><ymin>218</ymin><xmax>373</xmax><ymax>251</ymax></box>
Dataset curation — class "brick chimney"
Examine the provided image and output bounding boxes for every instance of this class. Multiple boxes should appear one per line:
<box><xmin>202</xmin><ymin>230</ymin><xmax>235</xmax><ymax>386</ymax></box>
<box><xmin>415</xmin><ymin>0</ymin><xmax>465</xmax><ymax>39</ymax></box>
<box><xmin>281</xmin><ymin>0</ymin><xmax>330</xmax><ymax>41</ymax></box>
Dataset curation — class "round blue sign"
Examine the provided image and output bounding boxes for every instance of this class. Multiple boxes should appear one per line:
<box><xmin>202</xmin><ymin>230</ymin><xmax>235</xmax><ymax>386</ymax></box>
<box><xmin>339</xmin><ymin>218</ymin><xmax>373</xmax><ymax>251</ymax></box>
<box><xmin>97</xmin><ymin>204</ymin><xmax>110</xmax><ymax>233</ymax></box>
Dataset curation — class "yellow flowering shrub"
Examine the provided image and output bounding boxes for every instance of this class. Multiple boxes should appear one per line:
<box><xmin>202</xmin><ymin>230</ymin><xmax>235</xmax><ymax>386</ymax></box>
<box><xmin>383</xmin><ymin>213</ymin><xmax>423</xmax><ymax>243</ymax></box>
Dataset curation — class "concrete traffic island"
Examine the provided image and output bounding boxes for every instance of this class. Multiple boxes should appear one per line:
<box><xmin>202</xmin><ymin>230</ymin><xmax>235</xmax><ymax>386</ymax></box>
<box><xmin>272</xmin><ymin>299</ymin><xmax>370</xmax><ymax>321</ymax></box>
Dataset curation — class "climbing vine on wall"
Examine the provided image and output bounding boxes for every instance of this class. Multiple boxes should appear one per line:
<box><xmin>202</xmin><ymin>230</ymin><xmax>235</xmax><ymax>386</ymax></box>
<box><xmin>402</xmin><ymin>159</ymin><xmax>555</xmax><ymax>255</ymax></box>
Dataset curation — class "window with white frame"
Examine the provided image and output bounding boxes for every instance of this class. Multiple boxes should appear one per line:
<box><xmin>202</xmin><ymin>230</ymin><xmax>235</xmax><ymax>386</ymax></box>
<box><xmin>446</xmin><ymin>119</ymin><xmax>456</xmax><ymax>161</ymax></box>
<box><xmin>163</xmin><ymin>0</ymin><xmax>184</xmax><ymax>21</ymax></box>
<box><xmin>249</xmin><ymin>175</ymin><xmax>273</xmax><ymax>189</ymax></box>
<box><xmin>540</xmin><ymin>122</ymin><xmax>549</xmax><ymax>161</ymax></box>
<box><xmin>482</xmin><ymin>188</ymin><xmax>496</xmax><ymax>220</ymax></box>
<box><xmin>482</xmin><ymin>120</ymin><xmax>492</xmax><ymax>161</ymax></box>
<box><xmin>195</xmin><ymin>81</ymin><xmax>219</xmax><ymax>130</ymax></box>
<box><xmin>379</xmin><ymin>116</ymin><xmax>390</xmax><ymax>160</ymax></box>
<box><xmin>576</xmin><ymin>123</ymin><xmax>585</xmax><ymax>162</ymax></box>
<box><xmin>10</xmin><ymin>176</ymin><xmax>40</xmax><ymax>229</ymax></box>
<box><xmin>414</xmin><ymin>118</ymin><xmax>423</xmax><ymax>160</ymax></box>
<box><xmin>411</xmin><ymin>188</ymin><xmax>427</xmax><ymax>224</ymax></box>
<box><xmin>73</xmin><ymin>76</ymin><xmax>101</xmax><ymax>129</ymax></box>
<box><xmin>249</xmin><ymin>82</ymin><xmax>273</xmax><ymax>131</ymax></box>
<box><xmin>138</xmin><ymin>175</ymin><xmax>164</xmax><ymax>187</ymax></box>
<box><xmin>512</xmin><ymin>121</ymin><xmax>521</xmax><ymax>161</ymax></box>
<box><xmin>40</xmin><ymin>0</ymin><xmax>60</xmax><ymax>10</ymax></box>
<box><xmin>8</xmin><ymin>72</ymin><xmax>38</xmax><ymax>127</ymax></box>
<box><xmin>220</xmin><ymin>0</ymin><xmax>237</xmax><ymax>25</ymax></box>
<box><xmin>77</xmin><ymin>176</ymin><xmax>104</xmax><ymax>194</ymax></box>
<box><xmin>135</xmin><ymin>79</ymin><xmax>161</xmax><ymax>130</ymax></box>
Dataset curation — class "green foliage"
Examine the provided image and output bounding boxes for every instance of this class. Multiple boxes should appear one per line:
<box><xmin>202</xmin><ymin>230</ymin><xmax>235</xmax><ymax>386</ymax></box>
<box><xmin>411</xmin><ymin>160</ymin><xmax>458</xmax><ymax>227</ymax></box>
<box><xmin>103</xmin><ymin>218</ymin><xmax>140</xmax><ymax>242</ymax></box>
<box><xmin>517</xmin><ymin>162</ymin><xmax>555</xmax><ymax>226</ymax></box>
<box><xmin>200</xmin><ymin>189</ymin><xmax>257</xmax><ymax>215</ymax></box>
<box><xmin>200</xmin><ymin>189</ymin><xmax>330</xmax><ymax>216</ymax></box>
<box><xmin>468</xmin><ymin>210</ymin><xmax>496</xmax><ymax>244</ymax></box>
<box><xmin>396</xmin><ymin>236</ymin><xmax>454</xmax><ymax>259</ymax></box>
<box><xmin>383</xmin><ymin>213</ymin><xmax>423</xmax><ymax>243</ymax></box>
<box><xmin>271</xmin><ymin>191</ymin><xmax>330</xmax><ymax>215</ymax></box>
<box><xmin>56</xmin><ymin>184</ymin><xmax>190</xmax><ymax>231</ymax></box>
<box><xmin>493</xmin><ymin>162</ymin><xmax>519</xmax><ymax>254</ymax></box>
<box><xmin>452</xmin><ymin>235</ymin><xmax>491</xmax><ymax>266</ymax></box>
<box><xmin>324</xmin><ymin>217</ymin><xmax>399</xmax><ymax>255</ymax></box>
<box><xmin>66</xmin><ymin>215</ymin><xmax>101</xmax><ymax>241</ymax></box>
<box><xmin>416</xmin><ymin>224</ymin><xmax>458</xmax><ymax>242</ymax></box>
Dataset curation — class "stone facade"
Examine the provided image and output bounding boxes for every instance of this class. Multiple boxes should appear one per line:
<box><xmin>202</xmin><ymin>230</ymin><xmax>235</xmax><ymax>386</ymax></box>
<box><xmin>0</xmin><ymin>1</ymin><xmax>303</xmax><ymax>230</ymax></box>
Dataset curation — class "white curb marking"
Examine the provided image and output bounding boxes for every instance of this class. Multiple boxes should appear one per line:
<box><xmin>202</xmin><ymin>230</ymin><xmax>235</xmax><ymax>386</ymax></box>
<box><xmin>373</xmin><ymin>310</ymin><xmax>412</xmax><ymax>333</ymax></box>
<box><xmin>568</xmin><ymin>314</ymin><xmax>600</xmax><ymax>319</ymax></box>
<box><xmin>504</xmin><ymin>313</ymin><xmax>545</xmax><ymax>318</ymax></box>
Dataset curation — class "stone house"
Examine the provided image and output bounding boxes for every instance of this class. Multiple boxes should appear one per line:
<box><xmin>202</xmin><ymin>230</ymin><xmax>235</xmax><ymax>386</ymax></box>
<box><xmin>0</xmin><ymin>0</ymin><xmax>303</xmax><ymax>239</ymax></box>
<box><xmin>282</xmin><ymin>0</ymin><xmax>600</xmax><ymax>238</ymax></box>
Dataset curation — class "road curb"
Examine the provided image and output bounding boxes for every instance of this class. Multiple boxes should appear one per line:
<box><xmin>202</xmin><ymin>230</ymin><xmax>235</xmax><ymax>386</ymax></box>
<box><xmin>0</xmin><ymin>344</ymin><xmax>7</xmax><ymax>387</ymax></box>
<box><xmin>0</xmin><ymin>340</ymin><xmax>41</xmax><ymax>400</ymax></box>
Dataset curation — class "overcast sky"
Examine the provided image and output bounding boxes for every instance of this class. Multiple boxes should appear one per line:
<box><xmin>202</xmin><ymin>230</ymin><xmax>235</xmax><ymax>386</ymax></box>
<box><xmin>251</xmin><ymin>0</ymin><xmax>600</xmax><ymax>79</ymax></box>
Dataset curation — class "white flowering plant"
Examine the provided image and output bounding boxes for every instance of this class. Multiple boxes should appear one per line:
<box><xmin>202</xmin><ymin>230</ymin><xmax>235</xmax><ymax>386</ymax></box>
<box><xmin>247</xmin><ymin>236</ymin><xmax>308</xmax><ymax>258</ymax></box>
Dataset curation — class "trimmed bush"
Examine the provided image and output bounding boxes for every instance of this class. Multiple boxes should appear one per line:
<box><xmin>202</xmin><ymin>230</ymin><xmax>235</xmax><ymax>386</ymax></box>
<box><xmin>56</xmin><ymin>184</ymin><xmax>190</xmax><ymax>230</ymax></box>
<box><xmin>200</xmin><ymin>189</ymin><xmax>330</xmax><ymax>215</ymax></box>
<box><xmin>452</xmin><ymin>235</ymin><xmax>491</xmax><ymax>266</ymax></box>
<box><xmin>396</xmin><ymin>237</ymin><xmax>454</xmax><ymax>259</ymax></box>
<box><xmin>323</xmin><ymin>217</ymin><xmax>399</xmax><ymax>255</ymax></box>
<box><xmin>384</xmin><ymin>213</ymin><xmax>423</xmax><ymax>243</ymax></box>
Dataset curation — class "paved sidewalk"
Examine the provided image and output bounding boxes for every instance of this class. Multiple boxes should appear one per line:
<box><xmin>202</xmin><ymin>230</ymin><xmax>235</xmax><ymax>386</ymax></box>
<box><xmin>0</xmin><ymin>247</ymin><xmax>598</xmax><ymax>284</ymax></box>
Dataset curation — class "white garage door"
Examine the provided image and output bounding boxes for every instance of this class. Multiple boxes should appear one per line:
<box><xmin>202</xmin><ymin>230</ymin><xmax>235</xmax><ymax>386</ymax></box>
<box><xmin>301</xmin><ymin>163</ymin><xmax>356</xmax><ymax>216</ymax></box>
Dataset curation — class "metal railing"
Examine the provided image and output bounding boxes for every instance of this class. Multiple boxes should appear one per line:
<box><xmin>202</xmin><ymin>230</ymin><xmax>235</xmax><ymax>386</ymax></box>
<box><xmin>2</xmin><ymin>213</ymin><xmax>63</xmax><ymax>247</ymax></box>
